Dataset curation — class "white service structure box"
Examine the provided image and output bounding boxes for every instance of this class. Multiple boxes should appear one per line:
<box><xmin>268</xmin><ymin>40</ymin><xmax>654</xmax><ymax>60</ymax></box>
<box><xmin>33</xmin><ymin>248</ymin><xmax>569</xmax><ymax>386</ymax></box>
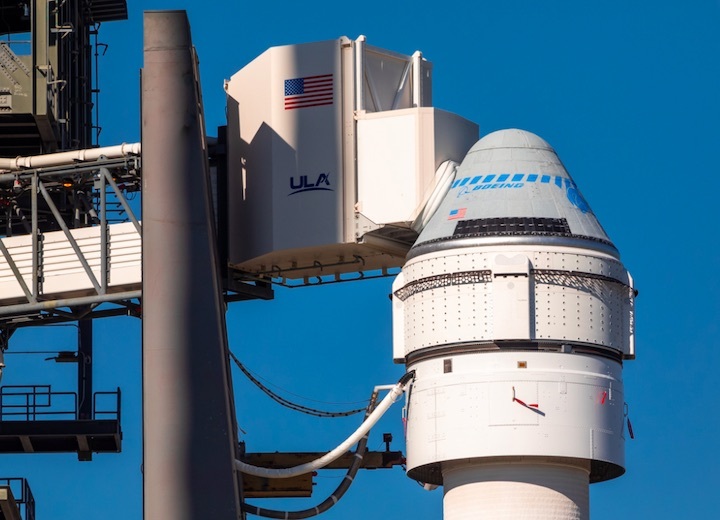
<box><xmin>225</xmin><ymin>36</ymin><xmax>478</xmax><ymax>281</ymax></box>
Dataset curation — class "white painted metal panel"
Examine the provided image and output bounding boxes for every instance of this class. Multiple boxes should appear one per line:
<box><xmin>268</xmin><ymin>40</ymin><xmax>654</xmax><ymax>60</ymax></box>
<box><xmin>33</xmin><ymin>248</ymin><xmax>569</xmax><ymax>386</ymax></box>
<box><xmin>356</xmin><ymin>108</ymin><xmax>478</xmax><ymax>226</ymax></box>
<box><xmin>42</xmin><ymin>226</ymin><xmax>104</xmax><ymax>293</ymax></box>
<box><xmin>392</xmin><ymin>271</ymin><xmax>406</xmax><ymax>362</ymax></box>
<box><xmin>491</xmin><ymin>253</ymin><xmax>531</xmax><ymax>339</ymax></box>
<box><xmin>0</xmin><ymin>221</ymin><xmax>141</xmax><ymax>304</ymax></box>
<box><xmin>0</xmin><ymin>233</ymin><xmax>33</xmax><ymax>300</ymax></box>
<box><xmin>393</xmin><ymin>245</ymin><xmax>634</xmax><ymax>357</ymax></box>
<box><xmin>405</xmin><ymin>353</ymin><xmax>625</xmax><ymax>476</ymax></box>
<box><xmin>226</xmin><ymin>38</ymin><xmax>346</xmax><ymax>267</ymax></box>
<box><xmin>107</xmin><ymin>222</ymin><xmax>143</xmax><ymax>287</ymax></box>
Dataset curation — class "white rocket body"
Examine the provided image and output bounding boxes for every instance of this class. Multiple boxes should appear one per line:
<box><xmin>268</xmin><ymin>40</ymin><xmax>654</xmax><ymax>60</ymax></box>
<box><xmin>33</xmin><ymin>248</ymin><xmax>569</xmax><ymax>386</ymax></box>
<box><xmin>392</xmin><ymin>129</ymin><xmax>635</xmax><ymax>519</ymax></box>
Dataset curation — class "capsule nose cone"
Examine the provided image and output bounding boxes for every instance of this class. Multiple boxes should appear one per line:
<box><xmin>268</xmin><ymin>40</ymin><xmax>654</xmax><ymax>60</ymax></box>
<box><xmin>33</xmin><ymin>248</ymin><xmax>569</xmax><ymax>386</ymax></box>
<box><xmin>412</xmin><ymin>129</ymin><xmax>616</xmax><ymax>256</ymax></box>
<box><xmin>469</xmin><ymin>128</ymin><xmax>554</xmax><ymax>151</ymax></box>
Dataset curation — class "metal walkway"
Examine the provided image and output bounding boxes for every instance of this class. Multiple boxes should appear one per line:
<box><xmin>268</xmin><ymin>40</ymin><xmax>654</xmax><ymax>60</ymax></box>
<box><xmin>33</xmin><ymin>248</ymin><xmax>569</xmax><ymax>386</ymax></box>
<box><xmin>0</xmin><ymin>155</ymin><xmax>142</xmax><ymax>329</ymax></box>
<box><xmin>0</xmin><ymin>385</ymin><xmax>122</xmax><ymax>460</ymax></box>
<box><xmin>0</xmin><ymin>478</ymin><xmax>34</xmax><ymax>520</ymax></box>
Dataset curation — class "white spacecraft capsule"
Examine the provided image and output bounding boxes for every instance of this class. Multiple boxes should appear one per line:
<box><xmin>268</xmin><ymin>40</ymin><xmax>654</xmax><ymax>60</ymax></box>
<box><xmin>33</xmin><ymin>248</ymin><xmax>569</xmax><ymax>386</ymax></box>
<box><xmin>392</xmin><ymin>129</ymin><xmax>635</xmax><ymax>519</ymax></box>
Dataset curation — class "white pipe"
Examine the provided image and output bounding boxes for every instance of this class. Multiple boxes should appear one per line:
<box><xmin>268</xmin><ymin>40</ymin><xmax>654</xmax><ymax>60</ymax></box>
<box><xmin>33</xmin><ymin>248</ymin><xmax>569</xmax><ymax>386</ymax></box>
<box><xmin>0</xmin><ymin>142</ymin><xmax>141</xmax><ymax>172</ymax></box>
<box><xmin>235</xmin><ymin>379</ymin><xmax>410</xmax><ymax>478</ymax></box>
<box><xmin>355</xmin><ymin>35</ymin><xmax>366</xmax><ymax>111</ymax></box>
<box><xmin>412</xmin><ymin>50</ymin><xmax>423</xmax><ymax>107</ymax></box>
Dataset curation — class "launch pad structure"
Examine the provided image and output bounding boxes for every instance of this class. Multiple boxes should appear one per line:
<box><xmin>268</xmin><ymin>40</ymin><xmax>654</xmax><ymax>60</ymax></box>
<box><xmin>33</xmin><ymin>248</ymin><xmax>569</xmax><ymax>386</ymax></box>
<box><xmin>0</xmin><ymin>6</ymin><xmax>636</xmax><ymax>520</ymax></box>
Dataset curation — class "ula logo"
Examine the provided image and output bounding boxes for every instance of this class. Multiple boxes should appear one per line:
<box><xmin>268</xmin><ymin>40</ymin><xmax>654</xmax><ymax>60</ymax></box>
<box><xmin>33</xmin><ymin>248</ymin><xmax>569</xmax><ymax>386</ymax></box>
<box><xmin>289</xmin><ymin>173</ymin><xmax>332</xmax><ymax>196</ymax></box>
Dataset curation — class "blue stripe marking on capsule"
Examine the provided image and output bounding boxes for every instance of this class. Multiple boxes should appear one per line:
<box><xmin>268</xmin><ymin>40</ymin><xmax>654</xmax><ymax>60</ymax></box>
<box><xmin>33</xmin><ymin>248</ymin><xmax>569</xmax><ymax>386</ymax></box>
<box><xmin>541</xmin><ymin>175</ymin><xmax>551</xmax><ymax>183</ymax></box>
<box><xmin>512</xmin><ymin>174</ymin><xmax>524</xmax><ymax>182</ymax></box>
<box><xmin>527</xmin><ymin>174</ymin><xmax>538</xmax><ymax>182</ymax></box>
<box><xmin>497</xmin><ymin>174</ymin><xmax>510</xmax><ymax>182</ymax></box>
<box><xmin>470</xmin><ymin>176</ymin><xmax>482</xmax><ymax>184</ymax></box>
<box><xmin>555</xmin><ymin>176</ymin><xmax>563</xmax><ymax>188</ymax></box>
<box><xmin>458</xmin><ymin>177</ymin><xmax>470</xmax><ymax>187</ymax></box>
<box><xmin>482</xmin><ymin>175</ymin><xmax>496</xmax><ymax>183</ymax></box>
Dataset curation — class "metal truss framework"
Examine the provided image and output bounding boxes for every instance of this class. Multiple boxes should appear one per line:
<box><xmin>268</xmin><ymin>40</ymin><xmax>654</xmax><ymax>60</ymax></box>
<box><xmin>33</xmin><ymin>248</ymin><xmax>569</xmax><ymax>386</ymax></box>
<box><xmin>0</xmin><ymin>156</ymin><xmax>142</xmax><ymax>331</ymax></box>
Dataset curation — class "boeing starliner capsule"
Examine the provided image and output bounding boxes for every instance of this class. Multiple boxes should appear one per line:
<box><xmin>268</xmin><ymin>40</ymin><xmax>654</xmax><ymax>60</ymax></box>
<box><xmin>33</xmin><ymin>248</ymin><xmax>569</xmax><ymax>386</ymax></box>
<box><xmin>392</xmin><ymin>129</ymin><xmax>635</xmax><ymax>519</ymax></box>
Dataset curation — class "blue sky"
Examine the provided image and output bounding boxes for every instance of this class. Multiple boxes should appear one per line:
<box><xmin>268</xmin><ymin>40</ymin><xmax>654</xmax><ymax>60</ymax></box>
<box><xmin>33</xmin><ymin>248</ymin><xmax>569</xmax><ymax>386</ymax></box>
<box><xmin>3</xmin><ymin>1</ymin><xmax>720</xmax><ymax>519</ymax></box>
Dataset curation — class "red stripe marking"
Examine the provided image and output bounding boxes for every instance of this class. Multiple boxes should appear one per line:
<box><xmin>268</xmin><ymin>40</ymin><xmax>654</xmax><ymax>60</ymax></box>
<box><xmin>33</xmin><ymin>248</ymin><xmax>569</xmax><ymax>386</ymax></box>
<box><xmin>285</xmin><ymin>100</ymin><xmax>334</xmax><ymax>110</ymax></box>
<box><xmin>302</xmin><ymin>74</ymin><xmax>333</xmax><ymax>80</ymax></box>
<box><xmin>285</xmin><ymin>91</ymin><xmax>333</xmax><ymax>101</ymax></box>
<box><xmin>304</xmin><ymin>78</ymin><xmax>333</xmax><ymax>84</ymax></box>
<box><xmin>285</xmin><ymin>93</ymin><xmax>332</xmax><ymax>102</ymax></box>
<box><xmin>285</xmin><ymin>97</ymin><xmax>334</xmax><ymax>107</ymax></box>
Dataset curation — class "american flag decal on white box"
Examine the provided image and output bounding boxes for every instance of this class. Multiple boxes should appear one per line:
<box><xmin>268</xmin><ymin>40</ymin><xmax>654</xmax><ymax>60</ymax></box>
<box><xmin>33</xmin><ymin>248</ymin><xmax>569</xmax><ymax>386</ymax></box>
<box><xmin>284</xmin><ymin>74</ymin><xmax>333</xmax><ymax>110</ymax></box>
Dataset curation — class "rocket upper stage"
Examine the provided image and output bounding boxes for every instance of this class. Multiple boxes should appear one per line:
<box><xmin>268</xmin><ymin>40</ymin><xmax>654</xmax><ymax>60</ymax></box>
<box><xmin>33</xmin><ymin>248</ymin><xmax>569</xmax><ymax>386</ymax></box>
<box><xmin>411</xmin><ymin>128</ymin><xmax>616</xmax><ymax>259</ymax></box>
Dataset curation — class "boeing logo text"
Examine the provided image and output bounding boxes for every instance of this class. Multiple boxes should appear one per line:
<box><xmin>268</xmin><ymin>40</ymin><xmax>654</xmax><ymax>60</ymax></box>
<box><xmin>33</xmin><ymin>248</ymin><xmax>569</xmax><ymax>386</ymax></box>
<box><xmin>452</xmin><ymin>172</ymin><xmax>591</xmax><ymax>213</ymax></box>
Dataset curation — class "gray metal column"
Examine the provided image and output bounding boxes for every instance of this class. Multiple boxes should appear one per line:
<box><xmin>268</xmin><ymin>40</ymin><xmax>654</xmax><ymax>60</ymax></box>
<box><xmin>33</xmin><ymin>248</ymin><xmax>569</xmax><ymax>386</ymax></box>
<box><xmin>77</xmin><ymin>317</ymin><xmax>93</xmax><ymax>422</ymax></box>
<box><xmin>78</xmin><ymin>316</ymin><xmax>93</xmax><ymax>461</ymax></box>
<box><xmin>141</xmin><ymin>11</ymin><xmax>241</xmax><ymax>520</ymax></box>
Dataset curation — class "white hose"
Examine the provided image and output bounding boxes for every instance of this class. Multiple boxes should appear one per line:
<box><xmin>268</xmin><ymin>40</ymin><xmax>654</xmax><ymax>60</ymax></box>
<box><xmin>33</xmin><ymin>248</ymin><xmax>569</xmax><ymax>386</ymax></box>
<box><xmin>235</xmin><ymin>377</ymin><xmax>412</xmax><ymax>479</ymax></box>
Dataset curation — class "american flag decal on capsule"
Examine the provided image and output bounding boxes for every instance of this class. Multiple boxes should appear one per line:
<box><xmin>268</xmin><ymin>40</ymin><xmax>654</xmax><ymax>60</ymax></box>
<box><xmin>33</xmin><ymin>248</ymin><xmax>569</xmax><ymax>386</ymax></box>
<box><xmin>284</xmin><ymin>74</ymin><xmax>334</xmax><ymax>110</ymax></box>
<box><xmin>448</xmin><ymin>208</ymin><xmax>467</xmax><ymax>220</ymax></box>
